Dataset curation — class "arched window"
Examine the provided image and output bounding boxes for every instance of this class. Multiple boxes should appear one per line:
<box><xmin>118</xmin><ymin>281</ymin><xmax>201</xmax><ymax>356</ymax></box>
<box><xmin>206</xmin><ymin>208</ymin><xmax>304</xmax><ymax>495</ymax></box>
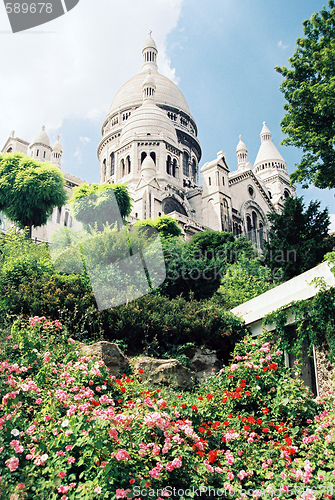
<box><xmin>183</xmin><ymin>152</ymin><xmax>189</xmax><ymax>176</ymax></box>
<box><xmin>150</xmin><ymin>152</ymin><xmax>156</xmax><ymax>165</ymax></box>
<box><xmin>246</xmin><ymin>215</ymin><xmax>252</xmax><ymax>240</ymax></box>
<box><xmin>110</xmin><ymin>152</ymin><xmax>115</xmax><ymax>176</ymax></box>
<box><xmin>141</xmin><ymin>152</ymin><xmax>147</xmax><ymax>164</ymax></box>
<box><xmin>166</xmin><ymin>155</ymin><xmax>171</xmax><ymax>175</ymax></box>
<box><xmin>103</xmin><ymin>159</ymin><xmax>107</xmax><ymax>180</ymax></box>
<box><xmin>36</xmin><ymin>150</ymin><xmax>39</xmax><ymax>157</ymax></box>
<box><xmin>172</xmin><ymin>158</ymin><xmax>177</xmax><ymax>178</ymax></box>
<box><xmin>284</xmin><ymin>189</ymin><xmax>290</xmax><ymax>199</ymax></box>
<box><xmin>208</xmin><ymin>176</ymin><xmax>211</xmax><ymax>186</ymax></box>
<box><xmin>126</xmin><ymin>156</ymin><xmax>131</xmax><ymax>174</ymax></box>
<box><xmin>252</xmin><ymin>211</ymin><xmax>257</xmax><ymax>230</ymax></box>
<box><xmin>121</xmin><ymin>159</ymin><xmax>125</xmax><ymax>177</ymax></box>
<box><xmin>192</xmin><ymin>159</ymin><xmax>196</xmax><ymax>180</ymax></box>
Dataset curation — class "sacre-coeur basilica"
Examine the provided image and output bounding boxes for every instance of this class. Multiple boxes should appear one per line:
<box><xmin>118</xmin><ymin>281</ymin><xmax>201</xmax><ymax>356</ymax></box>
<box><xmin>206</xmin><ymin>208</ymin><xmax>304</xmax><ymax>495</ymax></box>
<box><xmin>1</xmin><ymin>34</ymin><xmax>295</xmax><ymax>248</ymax></box>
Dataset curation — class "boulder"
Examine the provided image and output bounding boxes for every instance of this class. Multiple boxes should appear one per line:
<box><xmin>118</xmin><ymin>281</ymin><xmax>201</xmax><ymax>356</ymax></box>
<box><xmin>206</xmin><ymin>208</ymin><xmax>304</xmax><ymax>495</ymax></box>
<box><xmin>133</xmin><ymin>356</ymin><xmax>195</xmax><ymax>389</ymax></box>
<box><xmin>80</xmin><ymin>341</ymin><xmax>128</xmax><ymax>376</ymax></box>
<box><xmin>184</xmin><ymin>347</ymin><xmax>222</xmax><ymax>381</ymax></box>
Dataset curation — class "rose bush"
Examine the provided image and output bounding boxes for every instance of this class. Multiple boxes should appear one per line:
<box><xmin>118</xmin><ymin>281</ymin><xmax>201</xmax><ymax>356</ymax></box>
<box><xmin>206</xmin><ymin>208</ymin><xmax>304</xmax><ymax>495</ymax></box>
<box><xmin>0</xmin><ymin>318</ymin><xmax>334</xmax><ymax>499</ymax></box>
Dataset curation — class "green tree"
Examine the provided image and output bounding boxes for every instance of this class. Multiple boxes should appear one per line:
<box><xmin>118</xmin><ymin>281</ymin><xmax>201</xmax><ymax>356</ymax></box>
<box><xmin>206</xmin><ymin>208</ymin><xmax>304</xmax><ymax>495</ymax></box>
<box><xmin>275</xmin><ymin>0</ymin><xmax>335</xmax><ymax>188</ymax></box>
<box><xmin>134</xmin><ymin>215</ymin><xmax>181</xmax><ymax>238</ymax></box>
<box><xmin>0</xmin><ymin>152</ymin><xmax>67</xmax><ymax>237</ymax></box>
<box><xmin>70</xmin><ymin>182</ymin><xmax>132</xmax><ymax>232</ymax></box>
<box><xmin>263</xmin><ymin>196</ymin><xmax>334</xmax><ymax>281</ymax></box>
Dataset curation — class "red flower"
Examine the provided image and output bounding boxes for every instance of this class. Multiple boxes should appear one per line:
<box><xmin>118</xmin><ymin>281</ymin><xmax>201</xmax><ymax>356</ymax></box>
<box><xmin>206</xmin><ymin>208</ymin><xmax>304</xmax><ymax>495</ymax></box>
<box><xmin>263</xmin><ymin>367</ymin><xmax>268</xmax><ymax>372</ymax></box>
<box><xmin>241</xmin><ymin>417</ymin><xmax>247</xmax><ymax>422</ymax></box>
<box><xmin>120</xmin><ymin>387</ymin><xmax>126</xmax><ymax>393</ymax></box>
<box><xmin>245</xmin><ymin>391</ymin><xmax>251</xmax><ymax>396</ymax></box>
<box><xmin>255</xmin><ymin>375</ymin><xmax>259</xmax><ymax>379</ymax></box>
<box><xmin>181</xmin><ymin>404</ymin><xmax>186</xmax><ymax>409</ymax></box>
<box><xmin>138</xmin><ymin>369</ymin><xmax>144</xmax><ymax>374</ymax></box>
<box><xmin>207</xmin><ymin>394</ymin><xmax>213</xmax><ymax>400</ymax></box>
<box><xmin>208</xmin><ymin>450</ymin><xmax>218</xmax><ymax>464</ymax></box>
<box><xmin>244</xmin><ymin>425</ymin><xmax>250</xmax><ymax>431</ymax></box>
<box><xmin>228</xmin><ymin>375</ymin><xmax>234</xmax><ymax>379</ymax></box>
<box><xmin>177</xmin><ymin>395</ymin><xmax>182</xmax><ymax>399</ymax></box>
<box><xmin>285</xmin><ymin>436</ymin><xmax>292</xmax><ymax>446</ymax></box>
<box><xmin>198</xmin><ymin>396</ymin><xmax>204</xmax><ymax>401</ymax></box>
<box><xmin>247</xmin><ymin>416</ymin><xmax>255</xmax><ymax>424</ymax></box>
<box><xmin>262</xmin><ymin>408</ymin><xmax>269</xmax><ymax>415</ymax></box>
<box><xmin>256</xmin><ymin>419</ymin><xmax>262</xmax><ymax>425</ymax></box>
<box><xmin>206</xmin><ymin>430</ymin><xmax>211</xmax><ymax>436</ymax></box>
<box><xmin>198</xmin><ymin>427</ymin><xmax>205</xmax><ymax>433</ymax></box>
<box><xmin>262</xmin><ymin>428</ymin><xmax>269</xmax><ymax>433</ymax></box>
<box><xmin>191</xmin><ymin>405</ymin><xmax>198</xmax><ymax>412</ymax></box>
<box><xmin>91</xmin><ymin>400</ymin><xmax>100</xmax><ymax>407</ymax></box>
<box><xmin>223</xmin><ymin>420</ymin><xmax>229</xmax><ymax>426</ymax></box>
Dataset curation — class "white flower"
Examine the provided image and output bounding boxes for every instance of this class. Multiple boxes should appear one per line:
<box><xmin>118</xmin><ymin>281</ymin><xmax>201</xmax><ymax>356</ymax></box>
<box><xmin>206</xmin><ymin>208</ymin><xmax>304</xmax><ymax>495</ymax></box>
<box><xmin>11</xmin><ymin>429</ymin><xmax>20</xmax><ymax>436</ymax></box>
<box><xmin>40</xmin><ymin>454</ymin><xmax>48</xmax><ymax>462</ymax></box>
<box><xmin>257</xmin><ymin>386</ymin><xmax>261</xmax><ymax>390</ymax></box>
<box><xmin>101</xmin><ymin>385</ymin><xmax>107</xmax><ymax>390</ymax></box>
<box><xmin>32</xmin><ymin>349</ymin><xmax>39</xmax><ymax>354</ymax></box>
<box><xmin>61</xmin><ymin>419</ymin><xmax>69</xmax><ymax>428</ymax></box>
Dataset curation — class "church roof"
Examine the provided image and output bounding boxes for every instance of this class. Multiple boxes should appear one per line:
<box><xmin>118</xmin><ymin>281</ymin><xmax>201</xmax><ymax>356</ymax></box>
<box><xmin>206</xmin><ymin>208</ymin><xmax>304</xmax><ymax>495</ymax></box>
<box><xmin>254</xmin><ymin>122</ymin><xmax>285</xmax><ymax>167</ymax></box>
<box><xmin>120</xmin><ymin>99</ymin><xmax>178</xmax><ymax>146</ymax></box>
<box><xmin>31</xmin><ymin>126</ymin><xmax>50</xmax><ymax>147</ymax></box>
<box><xmin>109</xmin><ymin>72</ymin><xmax>191</xmax><ymax>117</ymax></box>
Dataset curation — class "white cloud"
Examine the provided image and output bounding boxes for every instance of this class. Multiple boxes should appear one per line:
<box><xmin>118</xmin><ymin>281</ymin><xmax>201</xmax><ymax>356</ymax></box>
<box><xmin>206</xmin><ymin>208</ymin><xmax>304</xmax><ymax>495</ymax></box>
<box><xmin>0</xmin><ymin>0</ymin><xmax>184</xmax><ymax>146</ymax></box>
<box><xmin>79</xmin><ymin>136</ymin><xmax>91</xmax><ymax>144</ymax></box>
<box><xmin>330</xmin><ymin>214</ymin><xmax>335</xmax><ymax>233</ymax></box>
<box><xmin>73</xmin><ymin>147</ymin><xmax>83</xmax><ymax>164</ymax></box>
<box><xmin>278</xmin><ymin>40</ymin><xmax>288</xmax><ymax>50</ymax></box>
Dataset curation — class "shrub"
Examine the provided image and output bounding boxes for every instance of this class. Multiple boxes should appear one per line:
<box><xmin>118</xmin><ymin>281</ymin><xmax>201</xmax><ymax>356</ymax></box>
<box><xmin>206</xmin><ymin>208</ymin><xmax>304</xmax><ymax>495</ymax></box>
<box><xmin>0</xmin><ymin>322</ymin><xmax>334</xmax><ymax>499</ymax></box>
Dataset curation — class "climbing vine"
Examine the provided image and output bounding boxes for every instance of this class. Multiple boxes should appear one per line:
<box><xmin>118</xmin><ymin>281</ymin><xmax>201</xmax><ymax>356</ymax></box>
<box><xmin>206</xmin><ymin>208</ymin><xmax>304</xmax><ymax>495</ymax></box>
<box><xmin>263</xmin><ymin>253</ymin><xmax>335</xmax><ymax>361</ymax></box>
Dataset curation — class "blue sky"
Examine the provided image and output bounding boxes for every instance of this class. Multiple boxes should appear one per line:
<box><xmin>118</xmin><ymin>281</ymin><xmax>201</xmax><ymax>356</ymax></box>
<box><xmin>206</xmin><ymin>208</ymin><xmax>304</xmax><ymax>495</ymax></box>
<box><xmin>0</xmin><ymin>0</ymin><xmax>334</xmax><ymax>228</ymax></box>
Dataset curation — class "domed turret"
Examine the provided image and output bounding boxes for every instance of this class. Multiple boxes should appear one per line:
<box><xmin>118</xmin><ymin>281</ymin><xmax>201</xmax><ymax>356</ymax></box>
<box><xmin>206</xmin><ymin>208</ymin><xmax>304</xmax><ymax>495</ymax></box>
<box><xmin>253</xmin><ymin>122</ymin><xmax>287</xmax><ymax>176</ymax></box>
<box><xmin>142</xmin><ymin>31</ymin><xmax>158</xmax><ymax>73</ymax></box>
<box><xmin>236</xmin><ymin>135</ymin><xmax>252</xmax><ymax>172</ymax></box>
<box><xmin>30</xmin><ymin>126</ymin><xmax>52</xmax><ymax>162</ymax></box>
<box><xmin>141</xmin><ymin>154</ymin><xmax>156</xmax><ymax>181</ymax></box>
<box><xmin>51</xmin><ymin>135</ymin><xmax>62</xmax><ymax>168</ymax></box>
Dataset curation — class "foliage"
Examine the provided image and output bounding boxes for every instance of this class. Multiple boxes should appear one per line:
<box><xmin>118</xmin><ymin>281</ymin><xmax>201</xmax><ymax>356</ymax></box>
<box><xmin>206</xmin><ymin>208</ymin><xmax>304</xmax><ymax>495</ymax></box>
<box><xmin>217</xmin><ymin>254</ymin><xmax>276</xmax><ymax>309</ymax></box>
<box><xmin>0</xmin><ymin>152</ymin><xmax>67</xmax><ymax>236</ymax></box>
<box><xmin>1</xmin><ymin>323</ymin><xmax>334</xmax><ymax>499</ymax></box>
<box><xmin>70</xmin><ymin>183</ymin><xmax>132</xmax><ymax>232</ymax></box>
<box><xmin>275</xmin><ymin>0</ymin><xmax>335</xmax><ymax>188</ymax></box>
<box><xmin>134</xmin><ymin>215</ymin><xmax>182</xmax><ymax>238</ymax></box>
<box><xmin>188</xmin><ymin>230</ymin><xmax>255</xmax><ymax>261</ymax></box>
<box><xmin>104</xmin><ymin>293</ymin><xmax>246</xmax><ymax>362</ymax></box>
<box><xmin>263</xmin><ymin>196</ymin><xmax>334</xmax><ymax>281</ymax></box>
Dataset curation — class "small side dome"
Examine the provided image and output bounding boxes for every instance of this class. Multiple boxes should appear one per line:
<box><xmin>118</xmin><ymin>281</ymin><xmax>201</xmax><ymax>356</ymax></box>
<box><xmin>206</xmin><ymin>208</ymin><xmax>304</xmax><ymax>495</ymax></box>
<box><xmin>236</xmin><ymin>135</ymin><xmax>247</xmax><ymax>153</ymax></box>
<box><xmin>31</xmin><ymin>126</ymin><xmax>50</xmax><ymax>147</ymax></box>
<box><xmin>52</xmin><ymin>135</ymin><xmax>62</xmax><ymax>153</ymax></box>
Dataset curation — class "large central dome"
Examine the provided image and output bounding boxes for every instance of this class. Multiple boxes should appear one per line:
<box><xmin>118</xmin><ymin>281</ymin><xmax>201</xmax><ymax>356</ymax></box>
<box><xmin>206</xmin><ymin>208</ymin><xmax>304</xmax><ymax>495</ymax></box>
<box><xmin>109</xmin><ymin>72</ymin><xmax>191</xmax><ymax>117</ymax></box>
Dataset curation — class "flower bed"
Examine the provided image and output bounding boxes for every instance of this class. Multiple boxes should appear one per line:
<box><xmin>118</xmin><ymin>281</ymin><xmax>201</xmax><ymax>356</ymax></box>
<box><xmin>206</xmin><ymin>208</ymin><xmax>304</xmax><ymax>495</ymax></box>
<box><xmin>0</xmin><ymin>317</ymin><xmax>334</xmax><ymax>499</ymax></box>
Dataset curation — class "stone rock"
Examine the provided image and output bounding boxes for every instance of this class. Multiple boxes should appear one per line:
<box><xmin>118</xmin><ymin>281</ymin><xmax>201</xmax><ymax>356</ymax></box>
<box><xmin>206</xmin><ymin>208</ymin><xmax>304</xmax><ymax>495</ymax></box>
<box><xmin>184</xmin><ymin>347</ymin><xmax>222</xmax><ymax>382</ymax></box>
<box><xmin>133</xmin><ymin>356</ymin><xmax>195</xmax><ymax>389</ymax></box>
<box><xmin>80</xmin><ymin>341</ymin><xmax>128</xmax><ymax>376</ymax></box>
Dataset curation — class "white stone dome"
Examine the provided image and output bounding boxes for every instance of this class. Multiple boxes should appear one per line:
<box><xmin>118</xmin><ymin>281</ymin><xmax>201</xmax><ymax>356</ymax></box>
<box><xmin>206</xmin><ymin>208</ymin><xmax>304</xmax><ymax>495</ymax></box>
<box><xmin>31</xmin><ymin>126</ymin><xmax>50</xmax><ymax>147</ymax></box>
<box><xmin>120</xmin><ymin>100</ymin><xmax>178</xmax><ymax>146</ymax></box>
<box><xmin>52</xmin><ymin>135</ymin><xmax>62</xmax><ymax>153</ymax></box>
<box><xmin>142</xmin><ymin>35</ymin><xmax>157</xmax><ymax>51</ymax></box>
<box><xmin>109</xmin><ymin>72</ymin><xmax>191</xmax><ymax>117</ymax></box>
<box><xmin>254</xmin><ymin>122</ymin><xmax>285</xmax><ymax>167</ymax></box>
<box><xmin>236</xmin><ymin>135</ymin><xmax>247</xmax><ymax>153</ymax></box>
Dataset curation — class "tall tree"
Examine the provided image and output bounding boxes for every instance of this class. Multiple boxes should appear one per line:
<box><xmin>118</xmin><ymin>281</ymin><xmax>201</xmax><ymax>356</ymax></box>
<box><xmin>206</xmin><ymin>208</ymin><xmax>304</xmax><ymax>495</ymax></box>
<box><xmin>275</xmin><ymin>0</ymin><xmax>335</xmax><ymax>188</ymax></box>
<box><xmin>0</xmin><ymin>152</ymin><xmax>67</xmax><ymax>238</ymax></box>
<box><xmin>70</xmin><ymin>182</ymin><xmax>132</xmax><ymax>232</ymax></box>
<box><xmin>263</xmin><ymin>196</ymin><xmax>334</xmax><ymax>281</ymax></box>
